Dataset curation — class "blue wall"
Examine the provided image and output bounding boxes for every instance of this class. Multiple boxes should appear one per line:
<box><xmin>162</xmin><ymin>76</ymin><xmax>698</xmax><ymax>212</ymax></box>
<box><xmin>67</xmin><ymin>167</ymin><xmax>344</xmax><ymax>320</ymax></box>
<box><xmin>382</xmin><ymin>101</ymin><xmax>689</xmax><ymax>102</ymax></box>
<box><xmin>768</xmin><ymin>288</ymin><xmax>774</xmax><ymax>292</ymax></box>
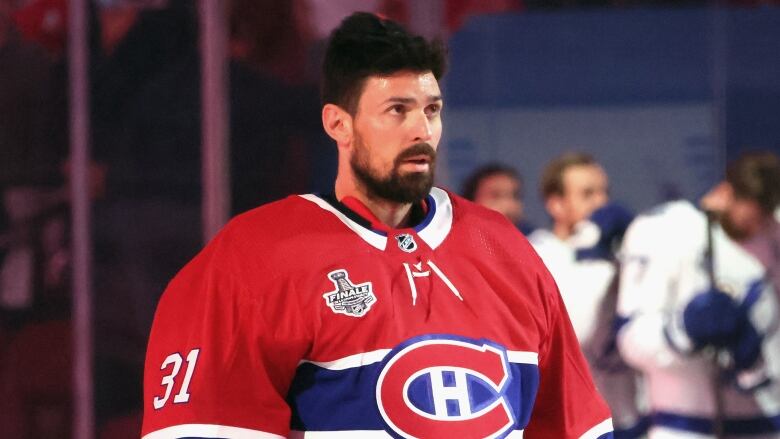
<box><xmin>443</xmin><ymin>6</ymin><xmax>780</xmax><ymax>226</ymax></box>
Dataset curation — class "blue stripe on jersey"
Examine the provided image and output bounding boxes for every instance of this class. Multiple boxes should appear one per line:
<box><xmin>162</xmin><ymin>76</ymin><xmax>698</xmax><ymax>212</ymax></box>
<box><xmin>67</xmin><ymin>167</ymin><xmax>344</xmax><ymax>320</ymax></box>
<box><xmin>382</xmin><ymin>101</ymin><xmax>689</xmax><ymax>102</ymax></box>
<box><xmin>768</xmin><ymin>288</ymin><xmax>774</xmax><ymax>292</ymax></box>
<box><xmin>413</xmin><ymin>193</ymin><xmax>437</xmax><ymax>232</ymax></box>
<box><xmin>740</xmin><ymin>279</ymin><xmax>766</xmax><ymax>312</ymax></box>
<box><xmin>613</xmin><ymin>315</ymin><xmax>631</xmax><ymax>334</ymax></box>
<box><xmin>288</xmin><ymin>361</ymin><xmax>385</xmax><ymax>430</ymax></box>
<box><xmin>653</xmin><ymin>411</ymin><xmax>780</xmax><ymax>435</ymax></box>
<box><xmin>614</xmin><ymin>416</ymin><xmax>650</xmax><ymax>439</ymax></box>
<box><xmin>596</xmin><ymin>433</ymin><xmax>615</xmax><ymax>439</ymax></box>
<box><xmin>287</xmin><ymin>361</ymin><xmax>540</xmax><ymax>432</ymax></box>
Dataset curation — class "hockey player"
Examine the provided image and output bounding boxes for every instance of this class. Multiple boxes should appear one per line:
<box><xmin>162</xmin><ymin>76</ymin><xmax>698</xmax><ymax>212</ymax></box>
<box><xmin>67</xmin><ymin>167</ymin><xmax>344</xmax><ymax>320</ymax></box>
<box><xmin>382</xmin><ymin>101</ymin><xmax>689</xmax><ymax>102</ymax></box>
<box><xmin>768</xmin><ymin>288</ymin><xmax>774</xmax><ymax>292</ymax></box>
<box><xmin>461</xmin><ymin>163</ymin><xmax>534</xmax><ymax>234</ymax></box>
<box><xmin>700</xmin><ymin>153</ymin><xmax>780</xmax><ymax>301</ymax></box>
<box><xmin>617</xmin><ymin>151</ymin><xmax>780</xmax><ymax>438</ymax></box>
<box><xmin>528</xmin><ymin>153</ymin><xmax>647</xmax><ymax>438</ymax></box>
<box><xmin>141</xmin><ymin>12</ymin><xmax>613</xmax><ymax>439</ymax></box>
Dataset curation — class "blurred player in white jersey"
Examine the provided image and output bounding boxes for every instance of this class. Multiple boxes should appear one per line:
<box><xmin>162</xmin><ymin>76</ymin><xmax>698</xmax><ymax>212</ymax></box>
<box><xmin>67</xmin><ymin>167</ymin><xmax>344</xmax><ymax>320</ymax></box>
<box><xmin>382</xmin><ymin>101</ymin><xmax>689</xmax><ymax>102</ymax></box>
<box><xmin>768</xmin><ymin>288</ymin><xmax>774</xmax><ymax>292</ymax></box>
<box><xmin>617</xmin><ymin>151</ymin><xmax>780</xmax><ymax>438</ymax></box>
<box><xmin>529</xmin><ymin>152</ymin><xmax>648</xmax><ymax>438</ymax></box>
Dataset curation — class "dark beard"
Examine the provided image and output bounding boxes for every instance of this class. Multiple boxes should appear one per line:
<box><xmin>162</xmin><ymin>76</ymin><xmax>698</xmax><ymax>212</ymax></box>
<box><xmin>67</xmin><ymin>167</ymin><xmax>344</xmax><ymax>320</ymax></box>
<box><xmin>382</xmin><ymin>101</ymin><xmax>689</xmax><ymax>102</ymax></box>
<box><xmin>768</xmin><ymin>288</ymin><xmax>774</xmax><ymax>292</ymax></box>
<box><xmin>351</xmin><ymin>141</ymin><xmax>436</xmax><ymax>204</ymax></box>
<box><xmin>719</xmin><ymin>213</ymin><xmax>750</xmax><ymax>241</ymax></box>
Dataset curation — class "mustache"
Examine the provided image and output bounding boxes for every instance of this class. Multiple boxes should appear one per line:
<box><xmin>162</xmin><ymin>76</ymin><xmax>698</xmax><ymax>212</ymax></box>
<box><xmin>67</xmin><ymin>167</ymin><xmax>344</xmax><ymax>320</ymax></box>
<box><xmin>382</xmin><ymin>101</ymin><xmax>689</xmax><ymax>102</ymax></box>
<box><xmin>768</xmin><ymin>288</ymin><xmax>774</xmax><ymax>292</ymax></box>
<box><xmin>395</xmin><ymin>143</ymin><xmax>437</xmax><ymax>165</ymax></box>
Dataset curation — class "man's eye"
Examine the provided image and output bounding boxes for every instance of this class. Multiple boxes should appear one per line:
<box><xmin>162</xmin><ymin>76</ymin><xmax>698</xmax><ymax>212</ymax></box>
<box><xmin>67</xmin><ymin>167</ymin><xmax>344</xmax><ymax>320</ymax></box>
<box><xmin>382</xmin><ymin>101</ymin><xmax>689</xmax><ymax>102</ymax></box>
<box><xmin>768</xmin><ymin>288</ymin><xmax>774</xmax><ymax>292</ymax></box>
<box><xmin>425</xmin><ymin>104</ymin><xmax>441</xmax><ymax>117</ymax></box>
<box><xmin>583</xmin><ymin>188</ymin><xmax>595</xmax><ymax>198</ymax></box>
<box><xmin>389</xmin><ymin>105</ymin><xmax>406</xmax><ymax>114</ymax></box>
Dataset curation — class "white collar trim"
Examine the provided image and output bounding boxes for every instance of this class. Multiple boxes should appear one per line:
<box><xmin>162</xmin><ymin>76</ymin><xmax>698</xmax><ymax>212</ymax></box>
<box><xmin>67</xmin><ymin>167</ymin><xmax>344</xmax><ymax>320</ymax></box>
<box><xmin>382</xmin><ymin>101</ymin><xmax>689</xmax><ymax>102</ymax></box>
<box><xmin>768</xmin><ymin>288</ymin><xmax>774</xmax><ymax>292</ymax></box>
<box><xmin>417</xmin><ymin>187</ymin><xmax>453</xmax><ymax>250</ymax></box>
<box><xmin>299</xmin><ymin>187</ymin><xmax>453</xmax><ymax>251</ymax></box>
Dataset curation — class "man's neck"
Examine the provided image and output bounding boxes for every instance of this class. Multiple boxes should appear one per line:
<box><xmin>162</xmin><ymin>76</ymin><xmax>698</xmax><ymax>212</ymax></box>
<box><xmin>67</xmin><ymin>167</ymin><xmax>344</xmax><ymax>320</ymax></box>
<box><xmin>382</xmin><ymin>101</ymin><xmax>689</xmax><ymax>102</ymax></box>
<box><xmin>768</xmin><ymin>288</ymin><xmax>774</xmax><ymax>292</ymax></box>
<box><xmin>341</xmin><ymin>191</ymin><xmax>414</xmax><ymax>229</ymax></box>
<box><xmin>552</xmin><ymin>222</ymin><xmax>573</xmax><ymax>241</ymax></box>
<box><xmin>738</xmin><ymin>217</ymin><xmax>780</xmax><ymax>273</ymax></box>
<box><xmin>334</xmin><ymin>175</ymin><xmax>415</xmax><ymax>229</ymax></box>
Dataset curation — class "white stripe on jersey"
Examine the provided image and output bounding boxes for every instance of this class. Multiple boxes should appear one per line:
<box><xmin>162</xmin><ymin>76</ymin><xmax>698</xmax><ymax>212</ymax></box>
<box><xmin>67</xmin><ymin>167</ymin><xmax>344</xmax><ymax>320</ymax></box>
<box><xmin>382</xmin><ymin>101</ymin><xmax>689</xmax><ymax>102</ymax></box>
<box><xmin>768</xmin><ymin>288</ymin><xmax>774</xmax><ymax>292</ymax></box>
<box><xmin>142</xmin><ymin>424</ymin><xmax>284</xmax><ymax>439</ymax></box>
<box><xmin>507</xmin><ymin>351</ymin><xmax>539</xmax><ymax>365</ymax></box>
<box><xmin>579</xmin><ymin>418</ymin><xmax>614</xmax><ymax>439</ymax></box>
<box><xmin>298</xmin><ymin>194</ymin><xmax>387</xmax><ymax>250</ymax></box>
<box><xmin>299</xmin><ymin>349</ymin><xmax>392</xmax><ymax>370</ymax></box>
<box><xmin>299</xmin><ymin>349</ymin><xmax>539</xmax><ymax>371</ymax></box>
<box><xmin>289</xmin><ymin>429</ymin><xmax>525</xmax><ymax>438</ymax></box>
<box><xmin>299</xmin><ymin>187</ymin><xmax>454</xmax><ymax>252</ymax></box>
<box><xmin>289</xmin><ymin>430</ymin><xmax>388</xmax><ymax>438</ymax></box>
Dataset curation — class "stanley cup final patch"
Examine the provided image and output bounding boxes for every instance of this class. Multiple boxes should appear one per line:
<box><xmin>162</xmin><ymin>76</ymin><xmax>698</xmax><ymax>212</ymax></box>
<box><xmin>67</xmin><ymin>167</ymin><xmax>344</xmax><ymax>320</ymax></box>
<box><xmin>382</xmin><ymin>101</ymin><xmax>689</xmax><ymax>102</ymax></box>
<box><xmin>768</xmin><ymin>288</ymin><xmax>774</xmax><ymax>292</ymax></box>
<box><xmin>322</xmin><ymin>269</ymin><xmax>377</xmax><ymax>317</ymax></box>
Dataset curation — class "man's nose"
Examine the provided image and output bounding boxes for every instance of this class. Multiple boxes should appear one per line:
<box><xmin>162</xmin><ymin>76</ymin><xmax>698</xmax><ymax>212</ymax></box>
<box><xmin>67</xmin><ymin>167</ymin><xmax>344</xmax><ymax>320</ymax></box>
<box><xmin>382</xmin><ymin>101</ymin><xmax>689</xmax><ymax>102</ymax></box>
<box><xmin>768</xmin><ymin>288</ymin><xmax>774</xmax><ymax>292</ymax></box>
<box><xmin>410</xmin><ymin>111</ymin><xmax>433</xmax><ymax>142</ymax></box>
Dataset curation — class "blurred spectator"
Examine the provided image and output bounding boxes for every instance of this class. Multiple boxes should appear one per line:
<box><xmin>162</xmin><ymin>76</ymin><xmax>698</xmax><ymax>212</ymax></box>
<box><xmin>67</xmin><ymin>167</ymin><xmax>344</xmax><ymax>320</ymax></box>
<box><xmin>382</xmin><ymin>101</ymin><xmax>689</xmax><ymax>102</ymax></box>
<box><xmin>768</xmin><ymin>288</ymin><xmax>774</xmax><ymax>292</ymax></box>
<box><xmin>528</xmin><ymin>152</ymin><xmax>647</xmax><ymax>438</ymax></box>
<box><xmin>92</xmin><ymin>0</ymin><xmax>197</xmax><ymax>165</ymax></box>
<box><xmin>11</xmin><ymin>0</ymin><xmax>67</xmax><ymax>58</ymax></box>
<box><xmin>0</xmin><ymin>0</ymin><xmax>64</xmax><ymax>188</ymax></box>
<box><xmin>0</xmin><ymin>0</ymin><xmax>69</xmax><ymax>326</ymax></box>
<box><xmin>461</xmin><ymin>163</ymin><xmax>534</xmax><ymax>234</ymax></box>
<box><xmin>0</xmin><ymin>185</ymin><xmax>71</xmax><ymax>317</ymax></box>
<box><xmin>229</xmin><ymin>0</ymin><xmax>314</xmax><ymax>85</ymax></box>
<box><xmin>89</xmin><ymin>0</ymin><xmax>333</xmax><ymax>432</ymax></box>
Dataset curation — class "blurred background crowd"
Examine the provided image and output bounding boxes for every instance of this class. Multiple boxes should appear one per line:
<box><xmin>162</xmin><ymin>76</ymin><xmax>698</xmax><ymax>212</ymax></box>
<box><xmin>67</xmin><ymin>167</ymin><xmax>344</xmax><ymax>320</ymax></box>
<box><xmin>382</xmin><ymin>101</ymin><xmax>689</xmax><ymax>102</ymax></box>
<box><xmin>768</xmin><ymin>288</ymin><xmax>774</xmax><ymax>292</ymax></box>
<box><xmin>0</xmin><ymin>0</ymin><xmax>779</xmax><ymax>438</ymax></box>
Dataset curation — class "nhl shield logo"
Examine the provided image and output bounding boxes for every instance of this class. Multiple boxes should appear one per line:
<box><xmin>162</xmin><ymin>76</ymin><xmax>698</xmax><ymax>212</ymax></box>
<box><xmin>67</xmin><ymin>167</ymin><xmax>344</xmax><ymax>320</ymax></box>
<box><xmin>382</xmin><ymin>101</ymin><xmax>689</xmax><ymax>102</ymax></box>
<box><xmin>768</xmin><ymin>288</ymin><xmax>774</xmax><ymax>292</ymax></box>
<box><xmin>322</xmin><ymin>269</ymin><xmax>377</xmax><ymax>317</ymax></box>
<box><xmin>396</xmin><ymin>233</ymin><xmax>417</xmax><ymax>253</ymax></box>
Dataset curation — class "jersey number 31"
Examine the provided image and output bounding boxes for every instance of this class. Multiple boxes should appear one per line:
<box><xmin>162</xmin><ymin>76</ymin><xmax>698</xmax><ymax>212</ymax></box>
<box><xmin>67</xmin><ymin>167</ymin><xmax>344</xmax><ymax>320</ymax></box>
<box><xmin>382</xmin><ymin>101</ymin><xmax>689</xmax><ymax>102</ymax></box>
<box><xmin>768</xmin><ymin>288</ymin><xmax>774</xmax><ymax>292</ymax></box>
<box><xmin>153</xmin><ymin>349</ymin><xmax>200</xmax><ymax>409</ymax></box>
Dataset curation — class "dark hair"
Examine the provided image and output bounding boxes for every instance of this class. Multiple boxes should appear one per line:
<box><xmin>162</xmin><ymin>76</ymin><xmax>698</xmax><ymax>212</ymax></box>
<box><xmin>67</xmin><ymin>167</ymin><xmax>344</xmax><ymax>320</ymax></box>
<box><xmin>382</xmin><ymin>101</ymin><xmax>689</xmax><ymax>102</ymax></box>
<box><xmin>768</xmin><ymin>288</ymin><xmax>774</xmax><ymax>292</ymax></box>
<box><xmin>462</xmin><ymin>164</ymin><xmax>521</xmax><ymax>201</ymax></box>
<box><xmin>321</xmin><ymin>12</ymin><xmax>447</xmax><ymax>115</ymax></box>
<box><xmin>726</xmin><ymin>151</ymin><xmax>780</xmax><ymax>214</ymax></box>
<box><xmin>540</xmin><ymin>152</ymin><xmax>598</xmax><ymax>199</ymax></box>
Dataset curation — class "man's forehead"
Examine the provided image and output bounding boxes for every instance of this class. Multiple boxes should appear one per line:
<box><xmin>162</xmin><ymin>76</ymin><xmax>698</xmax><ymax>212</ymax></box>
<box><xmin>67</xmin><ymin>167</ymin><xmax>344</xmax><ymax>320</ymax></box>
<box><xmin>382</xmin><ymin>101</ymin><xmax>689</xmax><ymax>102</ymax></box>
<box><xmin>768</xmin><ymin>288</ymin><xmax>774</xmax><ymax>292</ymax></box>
<box><xmin>564</xmin><ymin>164</ymin><xmax>605</xmax><ymax>180</ymax></box>
<box><xmin>362</xmin><ymin>71</ymin><xmax>441</xmax><ymax>100</ymax></box>
<box><xmin>562</xmin><ymin>164</ymin><xmax>607</xmax><ymax>191</ymax></box>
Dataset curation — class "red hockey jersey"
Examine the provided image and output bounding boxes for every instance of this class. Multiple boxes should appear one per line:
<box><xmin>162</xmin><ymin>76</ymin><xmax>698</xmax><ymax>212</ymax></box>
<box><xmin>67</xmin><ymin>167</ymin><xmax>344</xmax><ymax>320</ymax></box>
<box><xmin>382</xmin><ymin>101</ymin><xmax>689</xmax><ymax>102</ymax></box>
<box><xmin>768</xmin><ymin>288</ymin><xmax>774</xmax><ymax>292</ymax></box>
<box><xmin>142</xmin><ymin>187</ymin><xmax>612</xmax><ymax>438</ymax></box>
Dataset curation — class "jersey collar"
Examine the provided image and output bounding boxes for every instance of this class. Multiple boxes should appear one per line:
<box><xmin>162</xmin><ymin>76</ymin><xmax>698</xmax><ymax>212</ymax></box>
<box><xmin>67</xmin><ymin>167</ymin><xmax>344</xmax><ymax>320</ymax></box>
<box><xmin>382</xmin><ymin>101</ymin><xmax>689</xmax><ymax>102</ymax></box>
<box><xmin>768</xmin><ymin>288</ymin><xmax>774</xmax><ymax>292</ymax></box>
<box><xmin>300</xmin><ymin>187</ymin><xmax>453</xmax><ymax>251</ymax></box>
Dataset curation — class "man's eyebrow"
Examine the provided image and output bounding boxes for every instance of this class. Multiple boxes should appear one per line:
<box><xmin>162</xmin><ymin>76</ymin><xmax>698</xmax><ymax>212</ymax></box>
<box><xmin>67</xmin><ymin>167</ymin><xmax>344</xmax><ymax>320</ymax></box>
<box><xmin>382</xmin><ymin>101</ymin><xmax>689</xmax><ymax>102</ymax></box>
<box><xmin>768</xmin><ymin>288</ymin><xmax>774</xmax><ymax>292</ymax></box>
<box><xmin>382</xmin><ymin>95</ymin><xmax>443</xmax><ymax>105</ymax></box>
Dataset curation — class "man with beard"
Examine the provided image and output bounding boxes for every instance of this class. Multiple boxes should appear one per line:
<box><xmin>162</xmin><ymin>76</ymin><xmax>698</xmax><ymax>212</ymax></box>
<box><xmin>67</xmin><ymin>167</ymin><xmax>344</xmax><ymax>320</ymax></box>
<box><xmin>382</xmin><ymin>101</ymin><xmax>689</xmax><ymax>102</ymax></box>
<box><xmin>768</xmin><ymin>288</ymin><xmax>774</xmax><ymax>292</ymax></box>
<box><xmin>142</xmin><ymin>12</ymin><xmax>613</xmax><ymax>439</ymax></box>
<box><xmin>616</xmin><ymin>151</ymin><xmax>780</xmax><ymax>438</ymax></box>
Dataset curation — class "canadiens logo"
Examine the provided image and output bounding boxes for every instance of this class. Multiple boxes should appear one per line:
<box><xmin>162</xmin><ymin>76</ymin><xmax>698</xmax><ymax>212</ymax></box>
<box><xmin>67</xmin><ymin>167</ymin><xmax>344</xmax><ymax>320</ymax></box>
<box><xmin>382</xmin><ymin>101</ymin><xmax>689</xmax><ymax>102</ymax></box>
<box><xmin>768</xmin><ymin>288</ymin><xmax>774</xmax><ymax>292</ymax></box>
<box><xmin>396</xmin><ymin>234</ymin><xmax>418</xmax><ymax>253</ymax></box>
<box><xmin>322</xmin><ymin>269</ymin><xmax>377</xmax><ymax>317</ymax></box>
<box><xmin>376</xmin><ymin>335</ymin><xmax>517</xmax><ymax>439</ymax></box>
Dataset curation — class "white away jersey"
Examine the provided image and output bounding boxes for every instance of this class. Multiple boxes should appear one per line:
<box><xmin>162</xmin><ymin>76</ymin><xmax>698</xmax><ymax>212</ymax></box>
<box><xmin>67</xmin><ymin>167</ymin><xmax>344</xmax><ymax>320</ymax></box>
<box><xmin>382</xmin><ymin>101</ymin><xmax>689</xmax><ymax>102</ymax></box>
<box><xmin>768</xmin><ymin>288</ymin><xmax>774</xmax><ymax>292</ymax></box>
<box><xmin>529</xmin><ymin>228</ymin><xmax>647</xmax><ymax>437</ymax></box>
<box><xmin>618</xmin><ymin>200</ymin><xmax>780</xmax><ymax>438</ymax></box>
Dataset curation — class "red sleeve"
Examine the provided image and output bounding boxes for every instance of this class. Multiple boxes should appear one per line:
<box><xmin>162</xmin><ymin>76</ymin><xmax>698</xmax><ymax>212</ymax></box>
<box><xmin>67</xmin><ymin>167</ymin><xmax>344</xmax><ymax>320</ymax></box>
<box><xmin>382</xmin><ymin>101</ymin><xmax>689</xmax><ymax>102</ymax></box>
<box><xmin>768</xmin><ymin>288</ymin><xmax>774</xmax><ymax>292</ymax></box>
<box><xmin>524</xmin><ymin>272</ymin><xmax>614</xmax><ymax>438</ymax></box>
<box><xmin>141</xmin><ymin>226</ymin><xmax>310</xmax><ymax>438</ymax></box>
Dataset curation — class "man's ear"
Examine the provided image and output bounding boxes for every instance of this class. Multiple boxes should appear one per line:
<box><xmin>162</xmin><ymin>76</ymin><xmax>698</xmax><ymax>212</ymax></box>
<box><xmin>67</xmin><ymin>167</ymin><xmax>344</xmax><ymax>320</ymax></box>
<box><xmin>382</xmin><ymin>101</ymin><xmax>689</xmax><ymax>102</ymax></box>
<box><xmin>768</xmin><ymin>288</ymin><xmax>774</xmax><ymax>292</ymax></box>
<box><xmin>546</xmin><ymin>196</ymin><xmax>564</xmax><ymax>220</ymax></box>
<box><xmin>322</xmin><ymin>103</ymin><xmax>353</xmax><ymax>146</ymax></box>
